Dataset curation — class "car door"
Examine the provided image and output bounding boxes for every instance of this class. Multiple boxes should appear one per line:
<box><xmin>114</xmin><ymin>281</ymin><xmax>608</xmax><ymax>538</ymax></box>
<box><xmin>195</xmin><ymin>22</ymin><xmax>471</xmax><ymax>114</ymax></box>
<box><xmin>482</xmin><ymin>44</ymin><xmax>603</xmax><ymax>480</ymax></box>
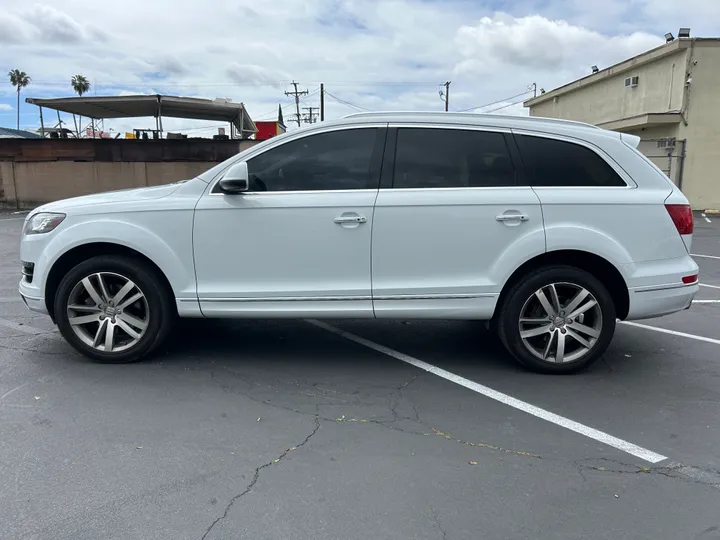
<box><xmin>193</xmin><ymin>125</ymin><xmax>386</xmax><ymax>317</ymax></box>
<box><xmin>371</xmin><ymin>125</ymin><xmax>545</xmax><ymax>319</ymax></box>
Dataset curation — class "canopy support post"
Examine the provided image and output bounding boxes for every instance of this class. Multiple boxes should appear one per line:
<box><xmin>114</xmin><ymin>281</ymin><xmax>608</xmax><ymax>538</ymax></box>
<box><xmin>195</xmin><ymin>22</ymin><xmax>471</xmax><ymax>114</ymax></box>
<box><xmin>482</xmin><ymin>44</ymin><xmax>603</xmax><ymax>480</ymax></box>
<box><xmin>157</xmin><ymin>95</ymin><xmax>163</xmax><ymax>138</ymax></box>
<box><xmin>39</xmin><ymin>106</ymin><xmax>45</xmax><ymax>138</ymax></box>
<box><xmin>91</xmin><ymin>119</ymin><xmax>96</xmax><ymax>138</ymax></box>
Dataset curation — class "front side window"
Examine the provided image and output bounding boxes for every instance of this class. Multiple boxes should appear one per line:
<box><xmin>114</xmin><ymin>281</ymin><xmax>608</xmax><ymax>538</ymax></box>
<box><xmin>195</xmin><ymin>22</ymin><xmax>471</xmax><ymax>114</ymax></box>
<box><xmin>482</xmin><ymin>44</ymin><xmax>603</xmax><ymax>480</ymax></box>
<box><xmin>246</xmin><ymin>128</ymin><xmax>378</xmax><ymax>191</ymax></box>
<box><xmin>516</xmin><ymin>134</ymin><xmax>626</xmax><ymax>187</ymax></box>
<box><xmin>393</xmin><ymin>128</ymin><xmax>516</xmax><ymax>189</ymax></box>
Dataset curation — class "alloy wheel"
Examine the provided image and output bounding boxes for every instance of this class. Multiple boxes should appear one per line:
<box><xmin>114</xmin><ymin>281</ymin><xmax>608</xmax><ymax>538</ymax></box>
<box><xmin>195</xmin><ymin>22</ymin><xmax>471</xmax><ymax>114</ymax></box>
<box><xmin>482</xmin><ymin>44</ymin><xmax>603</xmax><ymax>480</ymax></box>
<box><xmin>518</xmin><ymin>282</ymin><xmax>602</xmax><ymax>364</ymax></box>
<box><xmin>66</xmin><ymin>272</ymin><xmax>149</xmax><ymax>353</ymax></box>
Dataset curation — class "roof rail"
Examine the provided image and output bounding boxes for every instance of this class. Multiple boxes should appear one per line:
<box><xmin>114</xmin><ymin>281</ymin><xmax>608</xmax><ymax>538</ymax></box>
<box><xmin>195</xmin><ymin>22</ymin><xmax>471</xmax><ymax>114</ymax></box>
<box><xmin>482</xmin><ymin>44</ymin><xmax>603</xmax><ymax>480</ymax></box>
<box><xmin>343</xmin><ymin>111</ymin><xmax>600</xmax><ymax>130</ymax></box>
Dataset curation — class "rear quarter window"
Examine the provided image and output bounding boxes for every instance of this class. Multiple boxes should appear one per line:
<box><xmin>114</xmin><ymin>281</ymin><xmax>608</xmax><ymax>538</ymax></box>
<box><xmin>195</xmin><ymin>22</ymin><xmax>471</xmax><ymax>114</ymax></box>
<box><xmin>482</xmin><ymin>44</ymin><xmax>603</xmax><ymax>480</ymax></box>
<box><xmin>516</xmin><ymin>134</ymin><xmax>626</xmax><ymax>187</ymax></box>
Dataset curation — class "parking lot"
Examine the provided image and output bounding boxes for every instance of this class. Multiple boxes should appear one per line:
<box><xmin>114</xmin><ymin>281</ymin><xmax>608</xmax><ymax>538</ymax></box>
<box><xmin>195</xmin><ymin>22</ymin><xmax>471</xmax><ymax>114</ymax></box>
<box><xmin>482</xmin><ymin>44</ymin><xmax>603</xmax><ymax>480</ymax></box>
<box><xmin>1</xmin><ymin>212</ymin><xmax>719</xmax><ymax>540</ymax></box>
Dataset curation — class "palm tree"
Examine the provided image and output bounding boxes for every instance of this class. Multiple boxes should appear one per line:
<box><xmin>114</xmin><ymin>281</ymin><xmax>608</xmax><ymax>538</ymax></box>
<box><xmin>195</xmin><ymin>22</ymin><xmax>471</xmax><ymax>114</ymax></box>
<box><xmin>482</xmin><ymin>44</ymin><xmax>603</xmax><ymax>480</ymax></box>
<box><xmin>8</xmin><ymin>69</ymin><xmax>31</xmax><ymax>130</ymax></box>
<box><xmin>70</xmin><ymin>74</ymin><xmax>91</xmax><ymax>137</ymax></box>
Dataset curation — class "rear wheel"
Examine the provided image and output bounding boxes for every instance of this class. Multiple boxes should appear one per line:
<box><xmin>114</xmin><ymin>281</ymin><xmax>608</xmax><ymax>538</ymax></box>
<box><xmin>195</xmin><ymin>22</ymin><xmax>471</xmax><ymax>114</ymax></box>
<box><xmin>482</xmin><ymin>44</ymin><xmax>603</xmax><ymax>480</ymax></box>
<box><xmin>54</xmin><ymin>255</ymin><xmax>175</xmax><ymax>363</ymax></box>
<box><xmin>497</xmin><ymin>266</ymin><xmax>616</xmax><ymax>374</ymax></box>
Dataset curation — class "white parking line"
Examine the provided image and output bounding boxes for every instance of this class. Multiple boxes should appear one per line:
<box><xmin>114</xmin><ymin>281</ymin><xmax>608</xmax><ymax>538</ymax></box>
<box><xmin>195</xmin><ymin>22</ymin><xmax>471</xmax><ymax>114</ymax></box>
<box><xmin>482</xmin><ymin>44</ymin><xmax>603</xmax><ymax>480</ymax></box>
<box><xmin>692</xmin><ymin>253</ymin><xmax>720</xmax><ymax>260</ymax></box>
<box><xmin>701</xmin><ymin>213</ymin><xmax>712</xmax><ymax>223</ymax></box>
<box><xmin>692</xmin><ymin>300</ymin><xmax>720</xmax><ymax>303</ymax></box>
<box><xmin>699</xmin><ymin>283</ymin><xmax>720</xmax><ymax>290</ymax></box>
<box><xmin>619</xmin><ymin>320</ymin><xmax>720</xmax><ymax>346</ymax></box>
<box><xmin>308</xmin><ymin>319</ymin><xmax>668</xmax><ymax>464</ymax></box>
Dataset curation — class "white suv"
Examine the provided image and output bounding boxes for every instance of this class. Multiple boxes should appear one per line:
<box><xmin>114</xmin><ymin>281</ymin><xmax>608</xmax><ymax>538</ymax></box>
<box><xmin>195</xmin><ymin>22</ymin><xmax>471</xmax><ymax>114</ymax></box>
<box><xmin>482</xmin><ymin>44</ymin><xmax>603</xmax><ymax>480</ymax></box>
<box><xmin>19</xmin><ymin>112</ymin><xmax>698</xmax><ymax>373</ymax></box>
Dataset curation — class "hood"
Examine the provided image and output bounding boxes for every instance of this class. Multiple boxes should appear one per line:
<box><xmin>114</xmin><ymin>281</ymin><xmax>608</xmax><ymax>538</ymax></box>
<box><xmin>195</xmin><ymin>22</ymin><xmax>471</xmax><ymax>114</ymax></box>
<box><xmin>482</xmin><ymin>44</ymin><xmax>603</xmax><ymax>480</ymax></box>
<box><xmin>34</xmin><ymin>183</ymin><xmax>183</xmax><ymax>214</ymax></box>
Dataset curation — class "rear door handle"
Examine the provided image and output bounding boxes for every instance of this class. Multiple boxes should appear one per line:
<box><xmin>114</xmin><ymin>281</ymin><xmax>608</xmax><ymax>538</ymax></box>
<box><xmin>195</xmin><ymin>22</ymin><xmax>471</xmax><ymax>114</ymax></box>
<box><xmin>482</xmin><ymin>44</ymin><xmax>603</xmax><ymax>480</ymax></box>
<box><xmin>334</xmin><ymin>215</ymin><xmax>367</xmax><ymax>224</ymax></box>
<box><xmin>496</xmin><ymin>213</ymin><xmax>529</xmax><ymax>222</ymax></box>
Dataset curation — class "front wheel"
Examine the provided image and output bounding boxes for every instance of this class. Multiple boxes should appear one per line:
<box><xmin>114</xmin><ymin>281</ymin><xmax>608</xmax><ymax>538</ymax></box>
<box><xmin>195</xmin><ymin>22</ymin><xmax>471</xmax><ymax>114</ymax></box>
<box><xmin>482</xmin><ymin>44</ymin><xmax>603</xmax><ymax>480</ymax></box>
<box><xmin>54</xmin><ymin>255</ymin><xmax>175</xmax><ymax>363</ymax></box>
<box><xmin>497</xmin><ymin>266</ymin><xmax>616</xmax><ymax>374</ymax></box>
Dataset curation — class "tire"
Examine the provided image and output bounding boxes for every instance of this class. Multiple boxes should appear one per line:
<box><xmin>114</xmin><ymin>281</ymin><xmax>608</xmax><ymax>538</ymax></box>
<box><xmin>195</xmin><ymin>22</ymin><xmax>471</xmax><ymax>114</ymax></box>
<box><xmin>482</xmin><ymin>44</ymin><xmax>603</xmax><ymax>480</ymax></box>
<box><xmin>54</xmin><ymin>255</ymin><xmax>176</xmax><ymax>363</ymax></box>
<box><xmin>497</xmin><ymin>266</ymin><xmax>616</xmax><ymax>374</ymax></box>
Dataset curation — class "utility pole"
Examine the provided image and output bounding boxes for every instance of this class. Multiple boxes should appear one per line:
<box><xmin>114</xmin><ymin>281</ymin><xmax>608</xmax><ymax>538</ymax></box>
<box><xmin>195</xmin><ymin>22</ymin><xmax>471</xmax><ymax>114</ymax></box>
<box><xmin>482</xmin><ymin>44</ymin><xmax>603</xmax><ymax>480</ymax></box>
<box><xmin>530</xmin><ymin>82</ymin><xmax>537</xmax><ymax>98</ymax></box>
<box><xmin>439</xmin><ymin>81</ymin><xmax>451</xmax><ymax>111</ymax></box>
<box><xmin>285</xmin><ymin>81</ymin><xmax>308</xmax><ymax>127</ymax></box>
<box><xmin>320</xmin><ymin>83</ymin><xmax>325</xmax><ymax>121</ymax></box>
<box><xmin>303</xmin><ymin>106</ymin><xmax>319</xmax><ymax>124</ymax></box>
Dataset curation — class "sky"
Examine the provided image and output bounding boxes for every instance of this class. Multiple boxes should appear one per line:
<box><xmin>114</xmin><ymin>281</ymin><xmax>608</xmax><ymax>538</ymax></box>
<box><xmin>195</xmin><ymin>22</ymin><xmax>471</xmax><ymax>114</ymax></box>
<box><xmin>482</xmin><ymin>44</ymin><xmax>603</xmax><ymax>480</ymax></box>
<box><xmin>1</xmin><ymin>0</ymin><xmax>719</xmax><ymax>137</ymax></box>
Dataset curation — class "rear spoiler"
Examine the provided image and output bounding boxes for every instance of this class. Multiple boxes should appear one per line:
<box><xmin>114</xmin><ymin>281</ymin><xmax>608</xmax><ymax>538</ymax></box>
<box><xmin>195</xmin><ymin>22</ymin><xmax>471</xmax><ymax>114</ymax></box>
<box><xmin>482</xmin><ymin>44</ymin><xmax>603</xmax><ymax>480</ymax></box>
<box><xmin>619</xmin><ymin>132</ymin><xmax>641</xmax><ymax>148</ymax></box>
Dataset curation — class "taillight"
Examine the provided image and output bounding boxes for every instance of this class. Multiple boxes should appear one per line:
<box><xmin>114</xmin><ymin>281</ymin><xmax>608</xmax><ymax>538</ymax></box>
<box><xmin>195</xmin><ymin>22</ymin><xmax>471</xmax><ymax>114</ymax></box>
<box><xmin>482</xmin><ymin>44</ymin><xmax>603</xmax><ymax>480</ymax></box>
<box><xmin>665</xmin><ymin>204</ymin><xmax>693</xmax><ymax>235</ymax></box>
<box><xmin>682</xmin><ymin>274</ymin><xmax>698</xmax><ymax>284</ymax></box>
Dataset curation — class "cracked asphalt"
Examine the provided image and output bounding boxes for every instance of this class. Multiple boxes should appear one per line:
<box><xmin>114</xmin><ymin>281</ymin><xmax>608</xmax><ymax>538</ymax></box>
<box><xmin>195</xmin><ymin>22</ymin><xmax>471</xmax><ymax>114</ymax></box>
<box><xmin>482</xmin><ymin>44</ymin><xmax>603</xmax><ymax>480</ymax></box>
<box><xmin>1</xmin><ymin>212</ymin><xmax>719</xmax><ymax>540</ymax></box>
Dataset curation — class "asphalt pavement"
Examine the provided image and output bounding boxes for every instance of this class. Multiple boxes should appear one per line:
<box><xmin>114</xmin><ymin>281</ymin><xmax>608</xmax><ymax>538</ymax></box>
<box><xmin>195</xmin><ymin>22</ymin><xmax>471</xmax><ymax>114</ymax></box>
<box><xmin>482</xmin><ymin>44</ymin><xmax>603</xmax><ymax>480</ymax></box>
<box><xmin>1</xmin><ymin>211</ymin><xmax>719</xmax><ymax>540</ymax></box>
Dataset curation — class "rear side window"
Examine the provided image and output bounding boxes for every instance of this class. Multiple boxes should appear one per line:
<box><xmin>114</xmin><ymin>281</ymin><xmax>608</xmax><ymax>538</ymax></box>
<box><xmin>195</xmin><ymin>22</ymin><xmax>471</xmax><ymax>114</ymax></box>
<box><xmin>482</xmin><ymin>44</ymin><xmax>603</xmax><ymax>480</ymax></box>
<box><xmin>393</xmin><ymin>128</ymin><xmax>516</xmax><ymax>188</ymax></box>
<box><xmin>516</xmin><ymin>134</ymin><xmax>626</xmax><ymax>187</ymax></box>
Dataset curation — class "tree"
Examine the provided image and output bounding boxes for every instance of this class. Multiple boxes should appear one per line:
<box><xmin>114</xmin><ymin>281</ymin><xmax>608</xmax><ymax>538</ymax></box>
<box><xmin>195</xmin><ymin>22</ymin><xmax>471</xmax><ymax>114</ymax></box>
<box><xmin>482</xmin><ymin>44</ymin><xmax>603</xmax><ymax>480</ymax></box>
<box><xmin>70</xmin><ymin>74</ymin><xmax>91</xmax><ymax>137</ymax></box>
<box><xmin>8</xmin><ymin>69</ymin><xmax>31</xmax><ymax>130</ymax></box>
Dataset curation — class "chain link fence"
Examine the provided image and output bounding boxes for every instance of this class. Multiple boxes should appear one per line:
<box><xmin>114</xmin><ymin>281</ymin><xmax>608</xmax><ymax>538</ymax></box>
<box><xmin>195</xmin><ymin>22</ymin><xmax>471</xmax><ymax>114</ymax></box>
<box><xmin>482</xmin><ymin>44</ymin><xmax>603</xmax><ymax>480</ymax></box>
<box><xmin>637</xmin><ymin>138</ymin><xmax>686</xmax><ymax>189</ymax></box>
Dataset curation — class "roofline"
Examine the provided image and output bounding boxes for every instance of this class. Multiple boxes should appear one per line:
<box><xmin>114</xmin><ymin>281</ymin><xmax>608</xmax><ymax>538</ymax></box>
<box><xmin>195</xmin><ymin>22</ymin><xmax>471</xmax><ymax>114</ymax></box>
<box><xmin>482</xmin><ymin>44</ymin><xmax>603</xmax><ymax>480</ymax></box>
<box><xmin>524</xmin><ymin>38</ymin><xmax>720</xmax><ymax>107</ymax></box>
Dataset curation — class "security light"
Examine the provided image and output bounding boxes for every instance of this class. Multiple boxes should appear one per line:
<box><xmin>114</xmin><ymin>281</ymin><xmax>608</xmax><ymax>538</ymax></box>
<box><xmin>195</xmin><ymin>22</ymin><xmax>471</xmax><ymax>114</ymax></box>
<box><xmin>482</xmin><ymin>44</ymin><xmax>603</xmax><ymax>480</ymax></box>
<box><xmin>679</xmin><ymin>28</ymin><xmax>691</xmax><ymax>38</ymax></box>
<box><xmin>591</xmin><ymin>65</ymin><xmax>599</xmax><ymax>73</ymax></box>
<box><xmin>665</xmin><ymin>32</ymin><xmax>674</xmax><ymax>42</ymax></box>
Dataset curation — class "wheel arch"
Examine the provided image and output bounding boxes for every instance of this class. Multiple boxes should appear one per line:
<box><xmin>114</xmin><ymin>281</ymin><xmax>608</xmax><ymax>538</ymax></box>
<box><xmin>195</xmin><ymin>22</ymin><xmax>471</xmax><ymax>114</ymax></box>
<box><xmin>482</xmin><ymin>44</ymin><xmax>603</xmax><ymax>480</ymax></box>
<box><xmin>495</xmin><ymin>250</ymin><xmax>630</xmax><ymax>321</ymax></box>
<box><xmin>45</xmin><ymin>242</ymin><xmax>175</xmax><ymax>320</ymax></box>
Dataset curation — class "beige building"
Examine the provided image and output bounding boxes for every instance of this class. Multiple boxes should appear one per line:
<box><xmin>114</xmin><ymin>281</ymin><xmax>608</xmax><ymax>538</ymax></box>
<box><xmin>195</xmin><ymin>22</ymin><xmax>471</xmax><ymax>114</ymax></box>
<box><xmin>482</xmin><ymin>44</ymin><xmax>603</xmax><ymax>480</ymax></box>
<box><xmin>525</xmin><ymin>37</ymin><xmax>720</xmax><ymax>210</ymax></box>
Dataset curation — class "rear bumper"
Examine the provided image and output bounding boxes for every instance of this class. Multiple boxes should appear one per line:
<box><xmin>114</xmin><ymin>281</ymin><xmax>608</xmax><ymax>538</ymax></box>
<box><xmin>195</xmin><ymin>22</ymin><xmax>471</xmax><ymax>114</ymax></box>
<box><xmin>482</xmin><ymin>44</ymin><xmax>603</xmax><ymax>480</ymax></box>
<box><xmin>626</xmin><ymin>283</ymin><xmax>698</xmax><ymax>320</ymax></box>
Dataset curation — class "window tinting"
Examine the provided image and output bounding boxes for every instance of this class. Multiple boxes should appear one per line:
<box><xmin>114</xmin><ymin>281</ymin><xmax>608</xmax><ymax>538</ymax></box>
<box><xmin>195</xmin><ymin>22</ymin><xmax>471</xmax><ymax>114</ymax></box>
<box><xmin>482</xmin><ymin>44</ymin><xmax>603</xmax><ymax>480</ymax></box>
<box><xmin>516</xmin><ymin>135</ymin><xmax>626</xmax><ymax>187</ymax></box>
<box><xmin>393</xmin><ymin>128</ymin><xmax>515</xmax><ymax>189</ymax></box>
<box><xmin>246</xmin><ymin>128</ymin><xmax>378</xmax><ymax>191</ymax></box>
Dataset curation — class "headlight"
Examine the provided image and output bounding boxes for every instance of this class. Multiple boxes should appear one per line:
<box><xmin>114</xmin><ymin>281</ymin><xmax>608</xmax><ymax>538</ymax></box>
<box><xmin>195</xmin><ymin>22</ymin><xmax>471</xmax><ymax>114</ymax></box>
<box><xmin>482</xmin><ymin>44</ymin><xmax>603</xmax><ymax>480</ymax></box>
<box><xmin>23</xmin><ymin>212</ymin><xmax>66</xmax><ymax>235</ymax></box>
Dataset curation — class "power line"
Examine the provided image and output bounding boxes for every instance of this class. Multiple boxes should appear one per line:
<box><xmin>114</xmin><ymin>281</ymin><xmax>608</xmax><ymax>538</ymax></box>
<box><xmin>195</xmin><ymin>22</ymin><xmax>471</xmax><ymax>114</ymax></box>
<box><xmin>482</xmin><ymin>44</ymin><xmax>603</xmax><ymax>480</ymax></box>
<box><xmin>324</xmin><ymin>91</ymin><xmax>370</xmax><ymax>112</ymax></box>
<box><xmin>484</xmin><ymin>98</ymin><xmax>528</xmax><ymax>113</ymax></box>
<box><xmin>456</xmin><ymin>90</ymin><xmax>533</xmax><ymax>112</ymax></box>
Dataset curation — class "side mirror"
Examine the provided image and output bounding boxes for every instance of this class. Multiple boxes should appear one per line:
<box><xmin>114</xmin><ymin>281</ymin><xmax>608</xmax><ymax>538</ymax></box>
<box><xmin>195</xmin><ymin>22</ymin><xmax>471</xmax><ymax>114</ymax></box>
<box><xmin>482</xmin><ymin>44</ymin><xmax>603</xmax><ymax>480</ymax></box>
<box><xmin>218</xmin><ymin>162</ymin><xmax>249</xmax><ymax>194</ymax></box>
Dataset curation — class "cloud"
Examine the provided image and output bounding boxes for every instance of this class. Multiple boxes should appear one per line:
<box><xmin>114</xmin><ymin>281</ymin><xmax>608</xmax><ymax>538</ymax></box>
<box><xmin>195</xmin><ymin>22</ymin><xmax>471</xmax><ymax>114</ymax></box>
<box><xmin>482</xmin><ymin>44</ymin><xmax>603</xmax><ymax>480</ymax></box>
<box><xmin>0</xmin><ymin>104</ymin><xmax>14</xmax><ymax>111</ymax></box>
<box><xmin>454</xmin><ymin>13</ymin><xmax>661</xmax><ymax>75</ymax></box>
<box><xmin>226</xmin><ymin>63</ymin><xmax>292</xmax><ymax>87</ymax></box>
<box><xmin>2</xmin><ymin>0</ymin><xmax>719</xmax><ymax>133</ymax></box>
<box><xmin>0</xmin><ymin>4</ymin><xmax>108</xmax><ymax>44</ymax></box>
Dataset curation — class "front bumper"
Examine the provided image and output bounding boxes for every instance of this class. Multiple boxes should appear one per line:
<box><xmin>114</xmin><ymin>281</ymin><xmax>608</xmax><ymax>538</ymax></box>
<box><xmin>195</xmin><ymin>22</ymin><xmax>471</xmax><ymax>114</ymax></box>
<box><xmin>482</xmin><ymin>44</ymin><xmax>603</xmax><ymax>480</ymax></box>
<box><xmin>19</xmin><ymin>279</ymin><xmax>48</xmax><ymax>314</ymax></box>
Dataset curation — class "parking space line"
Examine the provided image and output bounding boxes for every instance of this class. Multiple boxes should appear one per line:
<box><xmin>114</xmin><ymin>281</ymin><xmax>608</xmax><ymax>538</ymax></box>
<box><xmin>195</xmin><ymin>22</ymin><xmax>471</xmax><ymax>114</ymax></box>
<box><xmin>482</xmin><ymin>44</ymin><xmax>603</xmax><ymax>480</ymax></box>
<box><xmin>699</xmin><ymin>283</ymin><xmax>720</xmax><ymax>290</ymax></box>
<box><xmin>620</xmin><ymin>320</ymin><xmax>720</xmax><ymax>345</ymax></box>
<box><xmin>307</xmin><ymin>319</ymin><xmax>668</xmax><ymax>464</ymax></box>
<box><xmin>693</xmin><ymin>254</ymin><xmax>720</xmax><ymax>260</ymax></box>
<box><xmin>692</xmin><ymin>300</ymin><xmax>720</xmax><ymax>303</ymax></box>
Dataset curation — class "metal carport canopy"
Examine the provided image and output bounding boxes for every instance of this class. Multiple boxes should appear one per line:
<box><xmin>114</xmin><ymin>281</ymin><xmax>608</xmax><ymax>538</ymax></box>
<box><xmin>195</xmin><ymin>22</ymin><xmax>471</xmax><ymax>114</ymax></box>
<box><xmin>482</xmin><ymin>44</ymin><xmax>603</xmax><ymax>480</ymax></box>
<box><xmin>25</xmin><ymin>94</ymin><xmax>257</xmax><ymax>135</ymax></box>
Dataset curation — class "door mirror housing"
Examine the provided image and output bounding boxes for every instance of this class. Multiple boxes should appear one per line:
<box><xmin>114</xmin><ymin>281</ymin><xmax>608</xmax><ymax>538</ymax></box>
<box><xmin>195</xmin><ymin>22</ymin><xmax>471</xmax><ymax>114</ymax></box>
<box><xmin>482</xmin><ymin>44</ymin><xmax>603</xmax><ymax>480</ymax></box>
<box><xmin>218</xmin><ymin>162</ymin><xmax>249</xmax><ymax>194</ymax></box>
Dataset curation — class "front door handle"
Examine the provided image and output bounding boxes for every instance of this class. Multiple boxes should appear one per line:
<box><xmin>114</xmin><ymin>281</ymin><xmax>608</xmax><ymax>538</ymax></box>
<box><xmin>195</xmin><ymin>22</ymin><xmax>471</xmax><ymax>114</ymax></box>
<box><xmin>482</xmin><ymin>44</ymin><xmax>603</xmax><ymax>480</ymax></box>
<box><xmin>496</xmin><ymin>213</ymin><xmax>529</xmax><ymax>222</ymax></box>
<box><xmin>334</xmin><ymin>215</ymin><xmax>367</xmax><ymax>224</ymax></box>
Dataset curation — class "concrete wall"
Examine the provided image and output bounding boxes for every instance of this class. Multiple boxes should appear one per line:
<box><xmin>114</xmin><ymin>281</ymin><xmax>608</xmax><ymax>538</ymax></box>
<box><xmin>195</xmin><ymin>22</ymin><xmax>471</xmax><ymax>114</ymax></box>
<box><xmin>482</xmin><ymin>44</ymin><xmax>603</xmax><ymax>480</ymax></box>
<box><xmin>530</xmin><ymin>48</ymin><xmax>688</xmax><ymax>124</ymax></box>
<box><xmin>0</xmin><ymin>161</ymin><xmax>217</xmax><ymax>208</ymax></box>
<box><xmin>0</xmin><ymin>139</ymin><xmax>258</xmax><ymax>208</ymax></box>
<box><xmin>674</xmin><ymin>42</ymin><xmax>720</xmax><ymax>210</ymax></box>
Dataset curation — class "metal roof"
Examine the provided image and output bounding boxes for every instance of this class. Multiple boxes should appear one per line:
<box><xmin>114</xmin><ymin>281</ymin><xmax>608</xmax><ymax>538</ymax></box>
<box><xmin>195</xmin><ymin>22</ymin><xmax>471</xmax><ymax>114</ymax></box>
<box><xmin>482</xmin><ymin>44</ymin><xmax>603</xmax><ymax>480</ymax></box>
<box><xmin>0</xmin><ymin>126</ymin><xmax>42</xmax><ymax>139</ymax></box>
<box><xmin>25</xmin><ymin>94</ymin><xmax>256</xmax><ymax>134</ymax></box>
